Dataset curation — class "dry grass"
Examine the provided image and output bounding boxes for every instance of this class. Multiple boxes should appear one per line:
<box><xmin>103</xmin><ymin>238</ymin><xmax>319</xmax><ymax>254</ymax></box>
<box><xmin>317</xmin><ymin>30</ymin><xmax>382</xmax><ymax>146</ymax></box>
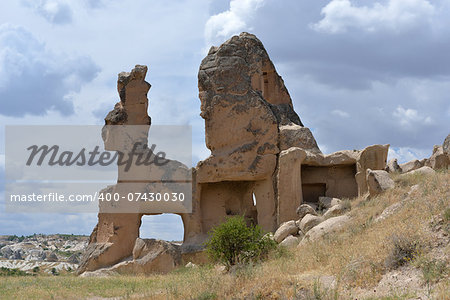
<box><xmin>0</xmin><ymin>170</ymin><xmax>448</xmax><ymax>299</ymax></box>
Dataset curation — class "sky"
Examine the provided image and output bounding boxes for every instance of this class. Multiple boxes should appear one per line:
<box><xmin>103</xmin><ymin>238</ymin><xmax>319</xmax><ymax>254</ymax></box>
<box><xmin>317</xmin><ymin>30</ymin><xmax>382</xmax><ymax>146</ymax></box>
<box><xmin>0</xmin><ymin>0</ymin><xmax>449</xmax><ymax>240</ymax></box>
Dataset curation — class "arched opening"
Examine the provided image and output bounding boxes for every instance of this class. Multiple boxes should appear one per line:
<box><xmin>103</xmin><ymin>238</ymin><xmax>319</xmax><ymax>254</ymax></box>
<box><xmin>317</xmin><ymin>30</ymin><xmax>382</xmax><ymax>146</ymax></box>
<box><xmin>139</xmin><ymin>214</ymin><xmax>184</xmax><ymax>242</ymax></box>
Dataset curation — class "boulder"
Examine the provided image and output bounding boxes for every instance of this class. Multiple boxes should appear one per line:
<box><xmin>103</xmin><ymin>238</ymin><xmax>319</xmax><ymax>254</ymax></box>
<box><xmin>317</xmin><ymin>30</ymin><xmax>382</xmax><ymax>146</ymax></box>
<box><xmin>273</xmin><ymin>220</ymin><xmax>299</xmax><ymax>243</ymax></box>
<box><xmin>296</xmin><ymin>204</ymin><xmax>318</xmax><ymax>219</ymax></box>
<box><xmin>280</xmin><ymin>235</ymin><xmax>300</xmax><ymax>247</ymax></box>
<box><xmin>399</xmin><ymin>160</ymin><xmax>422</xmax><ymax>173</ymax></box>
<box><xmin>110</xmin><ymin>238</ymin><xmax>181</xmax><ymax>274</ymax></box>
<box><xmin>299</xmin><ymin>214</ymin><xmax>324</xmax><ymax>234</ymax></box>
<box><xmin>385</xmin><ymin>158</ymin><xmax>401</xmax><ymax>173</ymax></box>
<box><xmin>428</xmin><ymin>145</ymin><xmax>449</xmax><ymax>170</ymax></box>
<box><xmin>366</xmin><ymin>169</ymin><xmax>395</xmax><ymax>197</ymax></box>
<box><xmin>374</xmin><ymin>202</ymin><xmax>403</xmax><ymax>223</ymax></box>
<box><xmin>355</xmin><ymin>144</ymin><xmax>390</xmax><ymax>196</ymax></box>
<box><xmin>304</xmin><ymin>202</ymin><xmax>319</xmax><ymax>211</ymax></box>
<box><xmin>402</xmin><ymin>166</ymin><xmax>435</xmax><ymax>176</ymax></box>
<box><xmin>323</xmin><ymin>204</ymin><xmax>346</xmax><ymax>218</ymax></box>
<box><xmin>318</xmin><ymin>197</ymin><xmax>341</xmax><ymax>210</ymax></box>
<box><xmin>298</xmin><ymin>215</ymin><xmax>351</xmax><ymax>246</ymax></box>
<box><xmin>279</xmin><ymin>124</ymin><xmax>321</xmax><ymax>153</ymax></box>
<box><xmin>443</xmin><ymin>134</ymin><xmax>450</xmax><ymax>155</ymax></box>
<box><xmin>419</xmin><ymin>158</ymin><xmax>429</xmax><ymax>167</ymax></box>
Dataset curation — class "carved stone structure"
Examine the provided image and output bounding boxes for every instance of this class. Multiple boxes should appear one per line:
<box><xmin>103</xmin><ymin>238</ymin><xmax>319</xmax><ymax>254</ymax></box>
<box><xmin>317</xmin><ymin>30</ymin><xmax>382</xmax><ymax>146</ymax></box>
<box><xmin>78</xmin><ymin>33</ymin><xmax>388</xmax><ymax>275</ymax></box>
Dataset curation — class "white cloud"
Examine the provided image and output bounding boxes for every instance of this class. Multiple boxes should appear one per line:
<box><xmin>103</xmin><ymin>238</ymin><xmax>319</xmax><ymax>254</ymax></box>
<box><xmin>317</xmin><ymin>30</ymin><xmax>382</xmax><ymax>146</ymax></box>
<box><xmin>312</xmin><ymin>0</ymin><xmax>435</xmax><ymax>34</ymax></box>
<box><xmin>0</xmin><ymin>24</ymin><xmax>99</xmax><ymax>116</ymax></box>
<box><xmin>140</xmin><ymin>214</ymin><xmax>184</xmax><ymax>241</ymax></box>
<box><xmin>22</xmin><ymin>0</ymin><xmax>73</xmax><ymax>25</ymax></box>
<box><xmin>388</xmin><ymin>146</ymin><xmax>430</xmax><ymax>164</ymax></box>
<box><xmin>205</xmin><ymin>0</ymin><xmax>265</xmax><ymax>46</ymax></box>
<box><xmin>393</xmin><ymin>105</ymin><xmax>433</xmax><ymax>128</ymax></box>
<box><xmin>331</xmin><ymin>109</ymin><xmax>349</xmax><ymax>118</ymax></box>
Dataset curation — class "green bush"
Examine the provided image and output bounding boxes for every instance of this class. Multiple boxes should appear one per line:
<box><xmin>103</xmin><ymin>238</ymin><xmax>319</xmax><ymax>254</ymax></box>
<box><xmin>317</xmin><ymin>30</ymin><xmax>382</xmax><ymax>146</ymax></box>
<box><xmin>0</xmin><ymin>267</ymin><xmax>31</xmax><ymax>276</ymax></box>
<box><xmin>205</xmin><ymin>216</ymin><xmax>276</xmax><ymax>267</ymax></box>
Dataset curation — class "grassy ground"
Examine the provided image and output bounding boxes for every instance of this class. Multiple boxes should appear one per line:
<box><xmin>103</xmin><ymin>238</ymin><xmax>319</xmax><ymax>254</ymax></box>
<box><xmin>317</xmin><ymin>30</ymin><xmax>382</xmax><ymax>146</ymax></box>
<box><xmin>0</xmin><ymin>170</ymin><xmax>448</xmax><ymax>299</ymax></box>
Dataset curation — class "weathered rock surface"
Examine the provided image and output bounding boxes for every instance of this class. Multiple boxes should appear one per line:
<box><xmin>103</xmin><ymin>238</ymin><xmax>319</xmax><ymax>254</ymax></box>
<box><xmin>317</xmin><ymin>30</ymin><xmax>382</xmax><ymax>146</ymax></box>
<box><xmin>278</xmin><ymin>148</ymin><xmax>307</xmax><ymax>223</ymax></box>
<box><xmin>323</xmin><ymin>204</ymin><xmax>346</xmax><ymax>219</ymax></box>
<box><xmin>355</xmin><ymin>144</ymin><xmax>390</xmax><ymax>196</ymax></box>
<box><xmin>279</xmin><ymin>124</ymin><xmax>321</xmax><ymax>153</ymax></box>
<box><xmin>443</xmin><ymin>134</ymin><xmax>450</xmax><ymax>155</ymax></box>
<box><xmin>280</xmin><ymin>235</ymin><xmax>300</xmax><ymax>247</ymax></box>
<box><xmin>273</xmin><ymin>220</ymin><xmax>299</xmax><ymax>243</ymax></box>
<box><xmin>399</xmin><ymin>160</ymin><xmax>422</xmax><ymax>173</ymax></box>
<box><xmin>296</xmin><ymin>204</ymin><xmax>318</xmax><ymax>219</ymax></box>
<box><xmin>105</xmin><ymin>65</ymin><xmax>151</xmax><ymax>126</ymax></box>
<box><xmin>111</xmin><ymin>238</ymin><xmax>181</xmax><ymax>274</ymax></box>
<box><xmin>318</xmin><ymin>197</ymin><xmax>341</xmax><ymax>210</ymax></box>
<box><xmin>375</xmin><ymin>202</ymin><xmax>403</xmax><ymax>223</ymax></box>
<box><xmin>427</xmin><ymin>145</ymin><xmax>449</xmax><ymax>170</ymax></box>
<box><xmin>298</xmin><ymin>215</ymin><xmax>350</xmax><ymax>246</ymax></box>
<box><xmin>386</xmin><ymin>158</ymin><xmax>401</xmax><ymax>173</ymax></box>
<box><xmin>402</xmin><ymin>166</ymin><xmax>435</xmax><ymax>176</ymax></box>
<box><xmin>299</xmin><ymin>214</ymin><xmax>324</xmax><ymax>234</ymax></box>
<box><xmin>366</xmin><ymin>169</ymin><xmax>395</xmax><ymax>197</ymax></box>
<box><xmin>197</xmin><ymin>32</ymin><xmax>306</xmax><ymax>183</ymax></box>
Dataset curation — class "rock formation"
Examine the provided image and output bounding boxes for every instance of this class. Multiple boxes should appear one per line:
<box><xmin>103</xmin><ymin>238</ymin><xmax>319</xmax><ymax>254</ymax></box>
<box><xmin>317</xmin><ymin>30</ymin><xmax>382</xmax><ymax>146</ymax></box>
<box><xmin>79</xmin><ymin>33</ymin><xmax>390</xmax><ymax>275</ymax></box>
<box><xmin>366</xmin><ymin>169</ymin><xmax>395</xmax><ymax>198</ymax></box>
<box><xmin>386</xmin><ymin>158</ymin><xmax>401</xmax><ymax>173</ymax></box>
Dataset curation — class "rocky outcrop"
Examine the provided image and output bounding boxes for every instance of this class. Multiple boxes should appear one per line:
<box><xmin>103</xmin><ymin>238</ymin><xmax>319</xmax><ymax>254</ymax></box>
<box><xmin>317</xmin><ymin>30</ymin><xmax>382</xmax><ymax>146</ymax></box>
<box><xmin>113</xmin><ymin>238</ymin><xmax>181</xmax><ymax>274</ymax></box>
<box><xmin>279</xmin><ymin>124</ymin><xmax>321</xmax><ymax>153</ymax></box>
<box><xmin>443</xmin><ymin>134</ymin><xmax>450</xmax><ymax>155</ymax></box>
<box><xmin>196</xmin><ymin>32</ymin><xmax>307</xmax><ymax>183</ymax></box>
<box><xmin>427</xmin><ymin>145</ymin><xmax>449</xmax><ymax>170</ymax></box>
<box><xmin>279</xmin><ymin>235</ymin><xmax>300</xmax><ymax>248</ymax></box>
<box><xmin>386</xmin><ymin>158</ymin><xmax>401</xmax><ymax>173</ymax></box>
<box><xmin>318</xmin><ymin>197</ymin><xmax>341</xmax><ymax>210</ymax></box>
<box><xmin>399</xmin><ymin>160</ymin><xmax>422</xmax><ymax>173</ymax></box>
<box><xmin>296</xmin><ymin>204</ymin><xmax>318</xmax><ymax>219</ymax></box>
<box><xmin>273</xmin><ymin>220</ymin><xmax>299</xmax><ymax>243</ymax></box>
<box><xmin>298</xmin><ymin>215</ymin><xmax>351</xmax><ymax>246</ymax></box>
<box><xmin>355</xmin><ymin>144</ymin><xmax>390</xmax><ymax>196</ymax></box>
<box><xmin>366</xmin><ymin>169</ymin><xmax>395</xmax><ymax>198</ymax></box>
<box><xmin>80</xmin><ymin>33</ymin><xmax>393</xmax><ymax>275</ymax></box>
<box><xmin>401</xmin><ymin>166</ymin><xmax>435</xmax><ymax>176</ymax></box>
<box><xmin>323</xmin><ymin>203</ymin><xmax>346</xmax><ymax>218</ymax></box>
<box><xmin>299</xmin><ymin>214</ymin><xmax>324</xmax><ymax>234</ymax></box>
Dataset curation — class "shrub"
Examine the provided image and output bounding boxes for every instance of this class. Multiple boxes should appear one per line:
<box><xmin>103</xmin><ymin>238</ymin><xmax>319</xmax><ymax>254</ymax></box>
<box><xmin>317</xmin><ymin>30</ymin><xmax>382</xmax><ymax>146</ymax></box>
<box><xmin>0</xmin><ymin>267</ymin><xmax>30</xmax><ymax>276</ymax></box>
<box><xmin>385</xmin><ymin>235</ymin><xmax>420</xmax><ymax>269</ymax></box>
<box><xmin>205</xmin><ymin>216</ymin><xmax>276</xmax><ymax>267</ymax></box>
